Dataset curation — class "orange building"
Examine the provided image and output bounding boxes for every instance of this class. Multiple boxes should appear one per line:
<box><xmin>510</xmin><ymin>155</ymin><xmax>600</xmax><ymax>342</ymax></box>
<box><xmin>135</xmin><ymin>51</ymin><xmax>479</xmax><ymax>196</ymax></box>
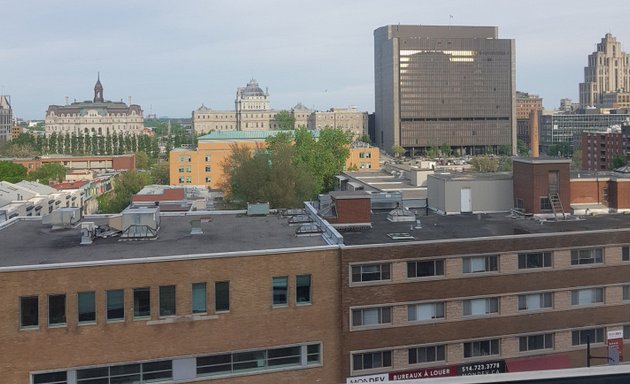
<box><xmin>169</xmin><ymin>131</ymin><xmax>379</xmax><ymax>189</ymax></box>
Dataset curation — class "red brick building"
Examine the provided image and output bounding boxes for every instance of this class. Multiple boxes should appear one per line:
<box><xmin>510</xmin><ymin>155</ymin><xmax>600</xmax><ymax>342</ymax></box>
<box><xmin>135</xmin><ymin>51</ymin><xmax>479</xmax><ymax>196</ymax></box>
<box><xmin>581</xmin><ymin>130</ymin><xmax>629</xmax><ymax>171</ymax></box>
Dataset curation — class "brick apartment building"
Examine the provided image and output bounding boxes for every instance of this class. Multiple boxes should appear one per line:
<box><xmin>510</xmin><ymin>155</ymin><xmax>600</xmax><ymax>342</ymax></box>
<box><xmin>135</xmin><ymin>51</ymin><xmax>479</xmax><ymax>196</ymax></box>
<box><xmin>581</xmin><ymin>130</ymin><xmax>629</xmax><ymax>171</ymax></box>
<box><xmin>3</xmin><ymin>158</ymin><xmax>630</xmax><ymax>383</ymax></box>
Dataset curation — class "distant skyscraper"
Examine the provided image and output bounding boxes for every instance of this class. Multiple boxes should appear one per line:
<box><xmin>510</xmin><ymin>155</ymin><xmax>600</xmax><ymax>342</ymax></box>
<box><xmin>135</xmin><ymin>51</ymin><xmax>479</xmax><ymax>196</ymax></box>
<box><xmin>579</xmin><ymin>33</ymin><xmax>630</xmax><ymax>108</ymax></box>
<box><xmin>0</xmin><ymin>95</ymin><xmax>12</xmax><ymax>143</ymax></box>
<box><xmin>374</xmin><ymin>25</ymin><xmax>516</xmax><ymax>155</ymax></box>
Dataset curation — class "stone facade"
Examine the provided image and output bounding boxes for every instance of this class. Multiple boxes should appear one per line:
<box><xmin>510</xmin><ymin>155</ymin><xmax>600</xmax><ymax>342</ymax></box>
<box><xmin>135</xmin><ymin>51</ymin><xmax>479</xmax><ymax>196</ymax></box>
<box><xmin>307</xmin><ymin>107</ymin><xmax>368</xmax><ymax>138</ymax></box>
<box><xmin>45</xmin><ymin>76</ymin><xmax>144</xmax><ymax>137</ymax></box>
<box><xmin>579</xmin><ymin>33</ymin><xmax>630</xmax><ymax>108</ymax></box>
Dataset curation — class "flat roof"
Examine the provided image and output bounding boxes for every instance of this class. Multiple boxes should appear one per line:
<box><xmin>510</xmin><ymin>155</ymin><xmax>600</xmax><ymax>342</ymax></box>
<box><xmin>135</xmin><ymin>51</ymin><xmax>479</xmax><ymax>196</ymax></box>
<box><xmin>0</xmin><ymin>214</ymin><xmax>328</xmax><ymax>269</ymax></box>
<box><xmin>340</xmin><ymin>211</ymin><xmax>630</xmax><ymax>246</ymax></box>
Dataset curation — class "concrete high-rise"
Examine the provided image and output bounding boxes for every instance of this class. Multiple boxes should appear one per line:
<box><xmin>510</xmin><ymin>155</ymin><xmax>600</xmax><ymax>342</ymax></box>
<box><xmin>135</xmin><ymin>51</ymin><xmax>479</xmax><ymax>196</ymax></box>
<box><xmin>579</xmin><ymin>33</ymin><xmax>630</xmax><ymax>108</ymax></box>
<box><xmin>374</xmin><ymin>25</ymin><xmax>516</xmax><ymax>155</ymax></box>
<box><xmin>0</xmin><ymin>95</ymin><xmax>12</xmax><ymax>143</ymax></box>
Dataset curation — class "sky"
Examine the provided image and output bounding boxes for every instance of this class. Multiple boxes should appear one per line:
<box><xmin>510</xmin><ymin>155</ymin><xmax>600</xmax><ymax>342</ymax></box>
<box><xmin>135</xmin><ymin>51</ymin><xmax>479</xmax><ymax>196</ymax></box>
<box><xmin>1</xmin><ymin>0</ymin><xmax>630</xmax><ymax>120</ymax></box>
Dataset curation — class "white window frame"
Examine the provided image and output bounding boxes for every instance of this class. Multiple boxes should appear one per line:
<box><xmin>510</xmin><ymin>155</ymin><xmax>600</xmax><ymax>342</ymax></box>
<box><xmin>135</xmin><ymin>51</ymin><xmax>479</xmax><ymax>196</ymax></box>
<box><xmin>408</xmin><ymin>302</ymin><xmax>445</xmax><ymax>322</ymax></box>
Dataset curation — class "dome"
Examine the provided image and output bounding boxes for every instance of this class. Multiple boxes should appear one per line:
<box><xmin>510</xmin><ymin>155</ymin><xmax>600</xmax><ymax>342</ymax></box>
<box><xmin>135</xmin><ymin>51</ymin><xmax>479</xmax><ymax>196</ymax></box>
<box><xmin>241</xmin><ymin>79</ymin><xmax>266</xmax><ymax>97</ymax></box>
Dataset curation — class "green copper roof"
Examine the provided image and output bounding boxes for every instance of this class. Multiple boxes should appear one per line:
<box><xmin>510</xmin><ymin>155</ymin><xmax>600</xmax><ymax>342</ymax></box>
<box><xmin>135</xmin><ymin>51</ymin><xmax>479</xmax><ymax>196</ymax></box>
<box><xmin>197</xmin><ymin>130</ymin><xmax>320</xmax><ymax>141</ymax></box>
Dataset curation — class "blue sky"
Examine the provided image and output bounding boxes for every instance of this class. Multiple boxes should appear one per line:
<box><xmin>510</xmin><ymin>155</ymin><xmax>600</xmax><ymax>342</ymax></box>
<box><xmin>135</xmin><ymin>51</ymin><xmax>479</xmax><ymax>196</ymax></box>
<box><xmin>1</xmin><ymin>0</ymin><xmax>629</xmax><ymax>119</ymax></box>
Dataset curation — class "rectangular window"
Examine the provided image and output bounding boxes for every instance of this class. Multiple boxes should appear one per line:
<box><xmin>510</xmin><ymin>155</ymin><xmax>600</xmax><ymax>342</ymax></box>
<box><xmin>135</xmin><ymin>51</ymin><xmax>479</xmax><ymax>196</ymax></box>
<box><xmin>20</xmin><ymin>296</ymin><xmax>38</xmax><ymax>328</ymax></box>
<box><xmin>463</xmin><ymin>255</ymin><xmax>498</xmax><ymax>273</ymax></box>
<box><xmin>352</xmin><ymin>307</ymin><xmax>392</xmax><ymax>327</ymax></box>
<box><xmin>407</xmin><ymin>260</ymin><xmax>444</xmax><ymax>278</ymax></box>
<box><xmin>409</xmin><ymin>345</ymin><xmax>445</xmax><ymax>364</ymax></box>
<box><xmin>463</xmin><ymin>298</ymin><xmax>499</xmax><ymax>316</ymax></box>
<box><xmin>519</xmin><ymin>334</ymin><xmax>553</xmax><ymax>352</ymax></box>
<box><xmin>518</xmin><ymin>293</ymin><xmax>553</xmax><ymax>310</ymax></box>
<box><xmin>408</xmin><ymin>302</ymin><xmax>445</xmax><ymax>321</ymax></box>
<box><xmin>572</xmin><ymin>328</ymin><xmax>605</xmax><ymax>345</ymax></box>
<box><xmin>272</xmin><ymin>277</ymin><xmax>288</xmax><ymax>306</ymax></box>
<box><xmin>571</xmin><ymin>288</ymin><xmax>604</xmax><ymax>305</ymax></box>
<box><xmin>624</xmin><ymin>286</ymin><xmax>630</xmax><ymax>301</ymax></box>
<box><xmin>351</xmin><ymin>263</ymin><xmax>391</xmax><ymax>283</ymax></box>
<box><xmin>76</xmin><ymin>360</ymin><xmax>172</xmax><ymax>383</ymax></box>
<box><xmin>196</xmin><ymin>343</ymin><xmax>320</xmax><ymax>377</ymax></box>
<box><xmin>192</xmin><ymin>283</ymin><xmax>207</xmax><ymax>314</ymax></box>
<box><xmin>623</xmin><ymin>246</ymin><xmax>629</xmax><ymax>261</ymax></box>
<box><xmin>571</xmin><ymin>248</ymin><xmax>603</xmax><ymax>265</ymax></box>
<box><xmin>624</xmin><ymin>325</ymin><xmax>630</xmax><ymax>340</ymax></box>
<box><xmin>540</xmin><ymin>197</ymin><xmax>552</xmax><ymax>210</ymax></box>
<box><xmin>159</xmin><ymin>285</ymin><xmax>176</xmax><ymax>317</ymax></box>
<box><xmin>518</xmin><ymin>252</ymin><xmax>552</xmax><ymax>269</ymax></box>
<box><xmin>77</xmin><ymin>291</ymin><xmax>96</xmax><ymax>323</ymax></box>
<box><xmin>296</xmin><ymin>275</ymin><xmax>311</xmax><ymax>304</ymax></box>
<box><xmin>352</xmin><ymin>351</ymin><xmax>392</xmax><ymax>371</ymax></box>
<box><xmin>133</xmin><ymin>288</ymin><xmax>151</xmax><ymax>319</ymax></box>
<box><xmin>463</xmin><ymin>339</ymin><xmax>499</xmax><ymax>358</ymax></box>
<box><xmin>32</xmin><ymin>371</ymin><xmax>67</xmax><ymax>384</ymax></box>
<box><xmin>106</xmin><ymin>289</ymin><xmax>124</xmax><ymax>321</ymax></box>
<box><xmin>205</xmin><ymin>166</ymin><xmax>211</xmax><ymax>172</ymax></box>
<box><xmin>215</xmin><ymin>281</ymin><xmax>230</xmax><ymax>312</ymax></box>
<box><xmin>48</xmin><ymin>294</ymin><xmax>66</xmax><ymax>326</ymax></box>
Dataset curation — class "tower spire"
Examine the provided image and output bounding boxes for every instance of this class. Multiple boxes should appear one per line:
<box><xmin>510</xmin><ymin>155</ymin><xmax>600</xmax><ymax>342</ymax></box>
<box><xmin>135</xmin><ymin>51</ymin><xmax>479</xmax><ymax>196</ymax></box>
<box><xmin>94</xmin><ymin>73</ymin><xmax>104</xmax><ymax>103</ymax></box>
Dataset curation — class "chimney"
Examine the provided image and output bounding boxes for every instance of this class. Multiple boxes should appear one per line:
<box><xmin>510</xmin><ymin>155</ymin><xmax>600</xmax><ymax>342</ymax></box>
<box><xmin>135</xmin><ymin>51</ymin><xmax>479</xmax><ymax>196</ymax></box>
<box><xmin>128</xmin><ymin>96</ymin><xmax>132</xmax><ymax>105</ymax></box>
<box><xmin>529</xmin><ymin>109</ymin><xmax>539</xmax><ymax>158</ymax></box>
<box><xmin>65</xmin><ymin>96</ymin><xmax>69</xmax><ymax>106</ymax></box>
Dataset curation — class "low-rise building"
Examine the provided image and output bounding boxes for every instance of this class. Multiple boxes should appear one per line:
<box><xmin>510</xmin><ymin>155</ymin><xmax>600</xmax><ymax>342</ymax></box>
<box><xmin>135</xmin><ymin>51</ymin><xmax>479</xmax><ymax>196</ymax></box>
<box><xmin>581</xmin><ymin>129</ymin><xmax>629</xmax><ymax>171</ymax></box>
<box><xmin>11</xmin><ymin>154</ymin><xmax>136</xmax><ymax>173</ymax></box>
<box><xmin>307</xmin><ymin>107</ymin><xmax>368</xmax><ymax>138</ymax></box>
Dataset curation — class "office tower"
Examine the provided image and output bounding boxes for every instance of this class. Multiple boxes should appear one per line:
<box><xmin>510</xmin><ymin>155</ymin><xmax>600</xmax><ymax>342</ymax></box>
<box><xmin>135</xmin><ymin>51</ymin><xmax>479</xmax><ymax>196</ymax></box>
<box><xmin>579</xmin><ymin>33</ymin><xmax>630</xmax><ymax>108</ymax></box>
<box><xmin>374</xmin><ymin>25</ymin><xmax>516</xmax><ymax>155</ymax></box>
<box><xmin>0</xmin><ymin>95</ymin><xmax>12</xmax><ymax>143</ymax></box>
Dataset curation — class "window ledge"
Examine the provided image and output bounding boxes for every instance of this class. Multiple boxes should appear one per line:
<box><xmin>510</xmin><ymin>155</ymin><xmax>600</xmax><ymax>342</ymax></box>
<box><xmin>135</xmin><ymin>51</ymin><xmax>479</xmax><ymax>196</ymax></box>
<box><xmin>147</xmin><ymin>314</ymin><xmax>218</xmax><ymax>325</ymax></box>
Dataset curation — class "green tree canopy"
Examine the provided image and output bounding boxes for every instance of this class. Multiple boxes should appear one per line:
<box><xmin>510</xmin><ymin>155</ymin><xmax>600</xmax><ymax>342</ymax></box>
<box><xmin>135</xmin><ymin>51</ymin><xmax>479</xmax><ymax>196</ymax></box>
<box><xmin>274</xmin><ymin>110</ymin><xmax>296</xmax><ymax>130</ymax></box>
<box><xmin>150</xmin><ymin>161</ymin><xmax>170</xmax><ymax>185</ymax></box>
<box><xmin>27</xmin><ymin>163</ymin><xmax>67</xmax><ymax>185</ymax></box>
<box><xmin>222</xmin><ymin>127</ymin><xmax>351</xmax><ymax>208</ymax></box>
<box><xmin>0</xmin><ymin>161</ymin><xmax>27</xmax><ymax>183</ymax></box>
<box><xmin>97</xmin><ymin>170</ymin><xmax>151</xmax><ymax>213</ymax></box>
<box><xmin>470</xmin><ymin>155</ymin><xmax>499</xmax><ymax>172</ymax></box>
<box><xmin>612</xmin><ymin>154</ymin><xmax>628</xmax><ymax>170</ymax></box>
<box><xmin>135</xmin><ymin>151</ymin><xmax>151</xmax><ymax>169</ymax></box>
<box><xmin>517</xmin><ymin>139</ymin><xmax>529</xmax><ymax>156</ymax></box>
<box><xmin>391</xmin><ymin>144</ymin><xmax>405</xmax><ymax>158</ymax></box>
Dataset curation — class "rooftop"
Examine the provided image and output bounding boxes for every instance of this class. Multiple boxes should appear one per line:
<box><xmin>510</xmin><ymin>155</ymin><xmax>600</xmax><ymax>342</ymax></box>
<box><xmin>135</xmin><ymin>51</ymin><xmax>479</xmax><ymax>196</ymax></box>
<box><xmin>340</xmin><ymin>210</ymin><xmax>630</xmax><ymax>246</ymax></box>
<box><xmin>0</xmin><ymin>213</ymin><xmax>328</xmax><ymax>270</ymax></box>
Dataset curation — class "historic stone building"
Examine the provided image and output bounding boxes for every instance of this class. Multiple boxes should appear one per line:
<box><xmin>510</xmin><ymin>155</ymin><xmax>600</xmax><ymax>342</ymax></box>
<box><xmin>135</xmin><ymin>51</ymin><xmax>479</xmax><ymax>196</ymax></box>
<box><xmin>0</xmin><ymin>95</ymin><xmax>12</xmax><ymax>143</ymax></box>
<box><xmin>192</xmin><ymin>80</ymin><xmax>367</xmax><ymax>137</ymax></box>
<box><xmin>579</xmin><ymin>33</ymin><xmax>630</xmax><ymax>108</ymax></box>
<box><xmin>44</xmin><ymin>76</ymin><xmax>144</xmax><ymax>137</ymax></box>
<box><xmin>308</xmin><ymin>107</ymin><xmax>368</xmax><ymax>138</ymax></box>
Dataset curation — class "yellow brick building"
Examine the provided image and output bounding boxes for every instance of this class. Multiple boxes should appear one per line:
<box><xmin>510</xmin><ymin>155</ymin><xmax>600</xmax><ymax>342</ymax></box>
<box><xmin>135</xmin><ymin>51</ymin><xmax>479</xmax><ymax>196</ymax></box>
<box><xmin>169</xmin><ymin>131</ymin><xmax>379</xmax><ymax>189</ymax></box>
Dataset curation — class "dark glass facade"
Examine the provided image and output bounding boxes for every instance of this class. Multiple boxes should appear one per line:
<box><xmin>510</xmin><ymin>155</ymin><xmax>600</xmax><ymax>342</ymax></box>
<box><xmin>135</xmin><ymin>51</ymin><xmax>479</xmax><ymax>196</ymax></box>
<box><xmin>374</xmin><ymin>25</ymin><xmax>515</xmax><ymax>155</ymax></box>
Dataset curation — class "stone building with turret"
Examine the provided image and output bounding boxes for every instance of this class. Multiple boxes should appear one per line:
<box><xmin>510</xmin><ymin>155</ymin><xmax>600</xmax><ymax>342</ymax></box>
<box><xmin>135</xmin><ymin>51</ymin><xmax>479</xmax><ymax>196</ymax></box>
<box><xmin>45</xmin><ymin>75</ymin><xmax>144</xmax><ymax>137</ymax></box>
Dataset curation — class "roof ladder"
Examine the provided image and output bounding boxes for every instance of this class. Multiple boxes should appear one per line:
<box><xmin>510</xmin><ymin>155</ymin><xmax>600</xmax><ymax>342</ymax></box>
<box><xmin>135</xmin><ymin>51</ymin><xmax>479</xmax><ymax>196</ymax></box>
<box><xmin>549</xmin><ymin>193</ymin><xmax>565</xmax><ymax>221</ymax></box>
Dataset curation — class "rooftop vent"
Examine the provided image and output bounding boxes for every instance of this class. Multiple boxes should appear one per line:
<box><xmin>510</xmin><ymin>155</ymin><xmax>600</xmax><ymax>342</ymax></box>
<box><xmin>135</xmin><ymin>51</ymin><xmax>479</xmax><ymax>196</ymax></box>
<box><xmin>288</xmin><ymin>214</ymin><xmax>313</xmax><ymax>225</ymax></box>
<box><xmin>80</xmin><ymin>222</ymin><xmax>96</xmax><ymax>245</ymax></box>
<box><xmin>387</xmin><ymin>205</ymin><xmax>416</xmax><ymax>222</ymax></box>
<box><xmin>119</xmin><ymin>206</ymin><xmax>160</xmax><ymax>241</ymax></box>
<box><xmin>295</xmin><ymin>223</ymin><xmax>323</xmax><ymax>236</ymax></box>
<box><xmin>247</xmin><ymin>202</ymin><xmax>270</xmax><ymax>216</ymax></box>
<box><xmin>190</xmin><ymin>219</ymin><xmax>203</xmax><ymax>235</ymax></box>
<box><xmin>43</xmin><ymin>207</ymin><xmax>81</xmax><ymax>230</ymax></box>
<box><xmin>387</xmin><ymin>232</ymin><xmax>415</xmax><ymax>240</ymax></box>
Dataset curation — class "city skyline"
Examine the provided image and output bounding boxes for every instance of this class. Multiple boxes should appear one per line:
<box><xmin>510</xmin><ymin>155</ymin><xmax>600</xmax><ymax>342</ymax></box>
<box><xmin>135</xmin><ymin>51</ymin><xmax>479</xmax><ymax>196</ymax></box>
<box><xmin>1</xmin><ymin>0</ymin><xmax>629</xmax><ymax>120</ymax></box>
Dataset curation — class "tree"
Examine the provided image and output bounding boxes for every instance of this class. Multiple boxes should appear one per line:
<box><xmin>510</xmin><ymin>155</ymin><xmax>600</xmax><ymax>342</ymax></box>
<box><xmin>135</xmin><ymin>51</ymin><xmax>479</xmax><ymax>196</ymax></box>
<box><xmin>0</xmin><ymin>161</ymin><xmax>27</xmax><ymax>183</ymax></box>
<box><xmin>150</xmin><ymin>161</ymin><xmax>170</xmax><ymax>185</ymax></box>
<box><xmin>439</xmin><ymin>143</ymin><xmax>452</xmax><ymax>157</ymax></box>
<box><xmin>498</xmin><ymin>144</ymin><xmax>512</xmax><ymax>156</ymax></box>
<box><xmin>27</xmin><ymin>163</ymin><xmax>67</xmax><ymax>185</ymax></box>
<box><xmin>517</xmin><ymin>139</ymin><xmax>529</xmax><ymax>156</ymax></box>
<box><xmin>612</xmin><ymin>153</ymin><xmax>628</xmax><ymax>170</ymax></box>
<box><xmin>274</xmin><ymin>110</ymin><xmax>295</xmax><ymax>130</ymax></box>
<box><xmin>97</xmin><ymin>170</ymin><xmax>151</xmax><ymax>213</ymax></box>
<box><xmin>572</xmin><ymin>149</ymin><xmax>583</xmax><ymax>170</ymax></box>
<box><xmin>135</xmin><ymin>151</ymin><xmax>150</xmax><ymax>170</ymax></box>
<box><xmin>358</xmin><ymin>134</ymin><xmax>372</xmax><ymax>145</ymax></box>
<box><xmin>546</xmin><ymin>142</ymin><xmax>572</xmax><ymax>157</ymax></box>
<box><xmin>470</xmin><ymin>155</ymin><xmax>499</xmax><ymax>172</ymax></box>
<box><xmin>426</xmin><ymin>146</ymin><xmax>440</xmax><ymax>159</ymax></box>
<box><xmin>391</xmin><ymin>144</ymin><xmax>405</xmax><ymax>158</ymax></box>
